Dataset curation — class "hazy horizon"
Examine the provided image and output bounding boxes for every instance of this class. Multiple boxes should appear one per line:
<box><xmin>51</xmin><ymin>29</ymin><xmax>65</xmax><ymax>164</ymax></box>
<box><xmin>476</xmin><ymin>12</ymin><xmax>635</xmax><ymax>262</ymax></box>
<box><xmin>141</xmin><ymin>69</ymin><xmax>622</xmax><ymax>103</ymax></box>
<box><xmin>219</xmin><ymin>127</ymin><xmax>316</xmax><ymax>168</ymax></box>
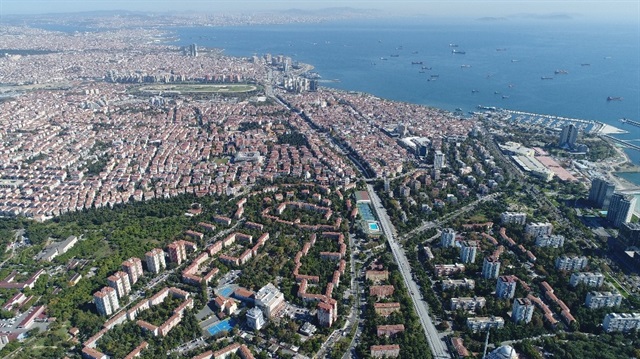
<box><xmin>0</xmin><ymin>0</ymin><xmax>638</xmax><ymax>24</ymax></box>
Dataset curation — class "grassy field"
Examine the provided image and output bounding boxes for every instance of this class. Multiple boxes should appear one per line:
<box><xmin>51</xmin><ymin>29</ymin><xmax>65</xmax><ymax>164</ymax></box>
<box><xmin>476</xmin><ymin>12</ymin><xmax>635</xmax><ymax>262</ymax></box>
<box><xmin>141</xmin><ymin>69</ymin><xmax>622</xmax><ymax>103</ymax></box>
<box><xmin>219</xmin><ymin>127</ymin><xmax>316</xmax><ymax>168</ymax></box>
<box><xmin>136</xmin><ymin>83</ymin><xmax>258</xmax><ymax>94</ymax></box>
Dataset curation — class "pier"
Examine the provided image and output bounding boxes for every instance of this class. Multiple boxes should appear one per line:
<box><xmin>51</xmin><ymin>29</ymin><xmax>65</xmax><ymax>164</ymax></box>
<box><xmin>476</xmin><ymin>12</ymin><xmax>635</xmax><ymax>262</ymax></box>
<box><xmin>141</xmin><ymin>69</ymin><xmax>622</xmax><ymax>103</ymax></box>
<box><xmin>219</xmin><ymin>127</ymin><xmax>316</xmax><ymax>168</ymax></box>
<box><xmin>601</xmin><ymin>134</ymin><xmax>640</xmax><ymax>152</ymax></box>
<box><xmin>620</xmin><ymin>118</ymin><xmax>640</xmax><ymax>129</ymax></box>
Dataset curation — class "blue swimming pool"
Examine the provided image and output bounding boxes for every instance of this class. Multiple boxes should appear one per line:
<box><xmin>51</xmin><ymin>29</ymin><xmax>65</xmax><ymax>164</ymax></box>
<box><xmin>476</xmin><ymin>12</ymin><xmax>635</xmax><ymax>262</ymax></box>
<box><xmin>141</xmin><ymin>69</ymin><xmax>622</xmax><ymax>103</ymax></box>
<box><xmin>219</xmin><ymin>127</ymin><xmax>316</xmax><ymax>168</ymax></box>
<box><xmin>218</xmin><ymin>286</ymin><xmax>233</xmax><ymax>298</ymax></box>
<box><xmin>207</xmin><ymin>318</ymin><xmax>236</xmax><ymax>336</ymax></box>
<box><xmin>369</xmin><ymin>223</ymin><xmax>380</xmax><ymax>231</ymax></box>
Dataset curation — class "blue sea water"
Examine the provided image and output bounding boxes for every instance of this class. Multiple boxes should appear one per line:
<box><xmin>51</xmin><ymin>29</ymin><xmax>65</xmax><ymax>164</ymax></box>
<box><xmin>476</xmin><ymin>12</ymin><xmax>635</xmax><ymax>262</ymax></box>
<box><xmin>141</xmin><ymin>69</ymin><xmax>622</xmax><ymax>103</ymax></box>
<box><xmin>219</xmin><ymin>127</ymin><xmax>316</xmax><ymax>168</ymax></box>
<box><xmin>173</xmin><ymin>18</ymin><xmax>640</xmax><ymax>166</ymax></box>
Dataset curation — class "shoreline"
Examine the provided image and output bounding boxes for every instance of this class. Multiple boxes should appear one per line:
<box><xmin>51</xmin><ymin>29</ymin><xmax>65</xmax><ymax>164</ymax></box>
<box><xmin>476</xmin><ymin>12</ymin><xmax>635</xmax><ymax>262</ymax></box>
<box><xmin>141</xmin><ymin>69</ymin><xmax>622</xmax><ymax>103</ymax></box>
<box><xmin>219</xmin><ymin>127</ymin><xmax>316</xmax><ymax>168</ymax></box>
<box><xmin>607</xmin><ymin>145</ymin><xmax>640</xmax><ymax>190</ymax></box>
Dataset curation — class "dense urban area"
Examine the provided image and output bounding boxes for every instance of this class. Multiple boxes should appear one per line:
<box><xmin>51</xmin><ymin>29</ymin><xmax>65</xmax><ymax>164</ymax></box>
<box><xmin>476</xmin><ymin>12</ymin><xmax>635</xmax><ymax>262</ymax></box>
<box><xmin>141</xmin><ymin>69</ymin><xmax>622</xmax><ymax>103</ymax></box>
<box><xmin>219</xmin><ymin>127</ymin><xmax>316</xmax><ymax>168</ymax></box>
<box><xmin>0</xmin><ymin>10</ymin><xmax>640</xmax><ymax>359</ymax></box>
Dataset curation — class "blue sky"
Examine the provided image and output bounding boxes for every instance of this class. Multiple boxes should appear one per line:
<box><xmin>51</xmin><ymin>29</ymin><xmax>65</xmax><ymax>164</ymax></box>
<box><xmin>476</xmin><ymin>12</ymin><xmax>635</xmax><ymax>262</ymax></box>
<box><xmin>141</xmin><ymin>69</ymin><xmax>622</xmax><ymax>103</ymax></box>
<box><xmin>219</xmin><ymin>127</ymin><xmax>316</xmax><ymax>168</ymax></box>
<box><xmin>0</xmin><ymin>0</ymin><xmax>638</xmax><ymax>23</ymax></box>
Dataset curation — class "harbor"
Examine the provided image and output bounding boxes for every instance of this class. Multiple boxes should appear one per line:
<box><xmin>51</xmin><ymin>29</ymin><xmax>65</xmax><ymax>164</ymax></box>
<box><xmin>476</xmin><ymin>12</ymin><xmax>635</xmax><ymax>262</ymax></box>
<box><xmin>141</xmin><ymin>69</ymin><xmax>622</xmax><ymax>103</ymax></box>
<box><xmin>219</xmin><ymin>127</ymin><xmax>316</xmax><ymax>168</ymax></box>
<box><xmin>483</xmin><ymin>107</ymin><xmax>628</xmax><ymax>135</ymax></box>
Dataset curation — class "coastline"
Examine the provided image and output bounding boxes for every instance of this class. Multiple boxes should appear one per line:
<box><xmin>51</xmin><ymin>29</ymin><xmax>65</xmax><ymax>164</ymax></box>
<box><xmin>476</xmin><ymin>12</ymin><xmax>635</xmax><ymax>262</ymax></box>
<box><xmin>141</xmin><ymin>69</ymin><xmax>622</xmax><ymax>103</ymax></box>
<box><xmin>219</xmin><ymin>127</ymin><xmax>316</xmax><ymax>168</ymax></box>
<box><xmin>608</xmin><ymin>145</ymin><xmax>640</xmax><ymax>190</ymax></box>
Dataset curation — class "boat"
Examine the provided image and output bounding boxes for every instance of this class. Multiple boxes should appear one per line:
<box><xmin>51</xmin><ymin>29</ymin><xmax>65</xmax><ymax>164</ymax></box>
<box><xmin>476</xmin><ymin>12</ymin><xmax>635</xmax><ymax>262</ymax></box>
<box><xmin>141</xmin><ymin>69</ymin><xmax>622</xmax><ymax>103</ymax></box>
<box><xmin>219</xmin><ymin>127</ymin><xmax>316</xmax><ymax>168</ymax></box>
<box><xmin>412</xmin><ymin>51</ymin><xmax>419</xmax><ymax>54</ymax></box>
<box><xmin>419</xmin><ymin>71</ymin><xmax>425</xmax><ymax>73</ymax></box>
<box><xmin>412</xmin><ymin>61</ymin><xmax>423</xmax><ymax>65</ymax></box>
<box><xmin>460</xmin><ymin>64</ymin><xmax>471</xmax><ymax>68</ymax></box>
<box><xmin>471</xmin><ymin>89</ymin><xmax>479</xmax><ymax>93</ymax></box>
<box><xmin>431</xmin><ymin>74</ymin><xmax>439</xmax><ymax>78</ymax></box>
<box><xmin>455</xmin><ymin>108</ymin><xmax>463</xmax><ymax>111</ymax></box>
<box><xmin>496</xmin><ymin>48</ymin><xmax>507</xmax><ymax>51</ymax></box>
<box><xmin>449</xmin><ymin>43</ymin><xmax>458</xmax><ymax>47</ymax></box>
<box><xmin>494</xmin><ymin>91</ymin><xmax>501</xmax><ymax>94</ymax></box>
<box><xmin>541</xmin><ymin>76</ymin><xmax>554</xmax><ymax>80</ymax></box>
<box><xmin>390</xmin><ymin>54</ymin><xmax>400</xmax><ymax>57</ymax></box>
<box><xmin>554</xmin><ymin>70</ymin><xmax>568</xmax><ymax>74</ymax></box>
<box><xmin>421</xmin><ymin>66</ymin><xmax>432</xmax><ymax>70</ymax></box>
<box><xmin>511</xmin><ymin>59</ymin><xmax>519</xmax><ymax>62</ymax></box>
<box><xmin>452</xmin><ymin>50</ymin><xmax>466</xmax><ymax>54</ymax></box>
<box><xmin>607</xmin><ymin>96</ymin><xmax>623</xmax><ymax>101</ymax></box>
<box><xmin>380</xmin><ymin>57</ymin><xmax>387</xmax><ymax>60</ymax></box>
<box><xmin>581</xmin><ymin>63</ymin><xmax>591</xmax><ymax>66</ymax></box>
<box><xmin>502</xmin><ymin>95</ymin><xmax>510</xmax><ymax>99</ymax></box>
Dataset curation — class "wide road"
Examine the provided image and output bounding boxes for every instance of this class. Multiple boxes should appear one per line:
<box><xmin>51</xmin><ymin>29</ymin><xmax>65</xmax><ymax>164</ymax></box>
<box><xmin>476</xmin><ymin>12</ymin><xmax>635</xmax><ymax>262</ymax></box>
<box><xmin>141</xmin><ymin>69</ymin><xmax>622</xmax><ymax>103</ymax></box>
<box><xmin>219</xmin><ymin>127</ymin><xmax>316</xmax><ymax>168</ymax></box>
<box><xmin>366</xmin><ymin>184</ymin><xmax>451</xmax><ymax>359</ymax></box>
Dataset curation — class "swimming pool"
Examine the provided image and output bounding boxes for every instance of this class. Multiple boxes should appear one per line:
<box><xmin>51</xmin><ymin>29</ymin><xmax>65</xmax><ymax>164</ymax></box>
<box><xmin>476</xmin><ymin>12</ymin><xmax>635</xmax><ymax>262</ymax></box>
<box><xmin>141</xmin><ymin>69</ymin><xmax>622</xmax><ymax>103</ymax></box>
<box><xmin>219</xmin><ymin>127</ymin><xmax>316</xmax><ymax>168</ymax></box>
<box><xmin>207</xmin><ymin>318</ymin><xmax>236</xmax><ymax>336</ymax></box>
<box><xmin>218</xmin><ymin>286</ymin><xmax>233</xmax><ymax>298</ymax></box>
<box><xmin>369</xmin><ymin>222</ymin><xmax>380</xmax><ymax>231</ymax></box>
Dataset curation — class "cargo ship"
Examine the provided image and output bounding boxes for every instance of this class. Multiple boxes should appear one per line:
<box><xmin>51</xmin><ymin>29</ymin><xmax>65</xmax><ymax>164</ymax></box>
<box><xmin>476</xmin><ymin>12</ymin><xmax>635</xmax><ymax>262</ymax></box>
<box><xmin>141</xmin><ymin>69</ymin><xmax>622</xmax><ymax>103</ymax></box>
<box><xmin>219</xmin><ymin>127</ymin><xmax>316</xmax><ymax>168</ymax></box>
<box><xmin>452</xmin><ymin>50</ymin><xmax>466</xmax><ymax>54</ymax></box>
<box><xmin>607</xmin><ymin>96</ymin><xmax>623</xmax><ymax>101</ymax></box>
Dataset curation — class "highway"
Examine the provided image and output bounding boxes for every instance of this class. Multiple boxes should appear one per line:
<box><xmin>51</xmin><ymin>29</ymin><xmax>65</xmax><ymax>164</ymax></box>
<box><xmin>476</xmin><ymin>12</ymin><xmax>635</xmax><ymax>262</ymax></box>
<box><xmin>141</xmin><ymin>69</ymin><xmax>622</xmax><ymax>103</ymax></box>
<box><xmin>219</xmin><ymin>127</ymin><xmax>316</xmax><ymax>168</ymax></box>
<box><xmin>366</xmin><ymin>184</ymin><xmax>452</xmax><ymax>359</ymax></box>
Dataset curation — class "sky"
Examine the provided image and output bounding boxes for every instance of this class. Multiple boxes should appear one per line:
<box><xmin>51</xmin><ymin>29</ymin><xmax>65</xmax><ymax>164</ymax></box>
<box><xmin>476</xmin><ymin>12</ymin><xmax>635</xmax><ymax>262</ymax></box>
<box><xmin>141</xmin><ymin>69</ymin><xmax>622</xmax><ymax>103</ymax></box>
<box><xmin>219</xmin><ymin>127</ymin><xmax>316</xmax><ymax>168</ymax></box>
<box><xmin>0</xmin><ymin>0</ymin><xmax>638</xmax><ymax>23</ymax></box>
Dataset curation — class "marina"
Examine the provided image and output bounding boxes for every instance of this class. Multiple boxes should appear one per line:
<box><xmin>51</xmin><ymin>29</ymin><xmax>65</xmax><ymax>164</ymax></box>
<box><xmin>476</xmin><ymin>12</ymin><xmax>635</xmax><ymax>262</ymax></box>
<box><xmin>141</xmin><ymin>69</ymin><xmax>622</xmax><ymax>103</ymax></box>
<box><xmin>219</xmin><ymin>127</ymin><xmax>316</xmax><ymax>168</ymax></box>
<box><xmin>483</xmin><ymin>107</ymin><xmax>628</xmax><ymax>135</ymax></box>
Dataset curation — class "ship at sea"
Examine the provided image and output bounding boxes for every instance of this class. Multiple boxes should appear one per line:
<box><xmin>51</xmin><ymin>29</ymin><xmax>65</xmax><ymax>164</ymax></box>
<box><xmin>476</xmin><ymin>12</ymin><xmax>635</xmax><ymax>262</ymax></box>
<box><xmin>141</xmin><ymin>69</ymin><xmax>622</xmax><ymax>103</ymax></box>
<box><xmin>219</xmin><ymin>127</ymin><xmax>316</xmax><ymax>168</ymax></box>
<box><xmin>607</xmin><ymin>96</ymin><xmax>623</xmax><ymax>101</ymax></box>
<box><xmin>460</xmin><ymin>64</ymin><xmax>471</xmax><ymax>68</ymax></box>
<box><xmin>412</xmin><ymin>61</ymin><xmax>423</xmax><ymax>65</ymax></box>
<box><xmin>541</xmin><ymin>76</ymin><xmax>554</xmax><ymax>80</ymax></box>
<box><xmin>581</xmin><ymin>63</ymin><xmax>591</xmax><ymax>66</ymax></box>
<box><xmin>390</xmin><ymin>54</ymin><xmax>400</xmax><ymax>57</ymax></box>
<box><xmin>449</xmin><ymin>43</ymin><xmax>458</xmax><ymax>47</ymax></box>
<box><xmin>421</xmin><ymin>66</ymin><xmax>432</xmax><ymax>70</ymax></box>
<box><xmin>554</xmin><ymin>69</ymin><xmax>569</xmax><ymax>74</ymax></box>
<box><xmin>452</xmin><ymin>49</ymin><xmax>466</xmax><ymax>54</ymax></box>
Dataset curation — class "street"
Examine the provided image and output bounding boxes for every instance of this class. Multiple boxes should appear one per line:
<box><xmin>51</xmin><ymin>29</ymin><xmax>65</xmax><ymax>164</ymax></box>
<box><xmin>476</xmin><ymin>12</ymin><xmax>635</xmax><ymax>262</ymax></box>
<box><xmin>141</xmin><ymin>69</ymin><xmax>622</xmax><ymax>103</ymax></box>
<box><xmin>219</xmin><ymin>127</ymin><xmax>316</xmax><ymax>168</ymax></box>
<box><xmin>366</xmin><ymin>184</ymin><xmax>451</xmax><ymax>359</ymax></box>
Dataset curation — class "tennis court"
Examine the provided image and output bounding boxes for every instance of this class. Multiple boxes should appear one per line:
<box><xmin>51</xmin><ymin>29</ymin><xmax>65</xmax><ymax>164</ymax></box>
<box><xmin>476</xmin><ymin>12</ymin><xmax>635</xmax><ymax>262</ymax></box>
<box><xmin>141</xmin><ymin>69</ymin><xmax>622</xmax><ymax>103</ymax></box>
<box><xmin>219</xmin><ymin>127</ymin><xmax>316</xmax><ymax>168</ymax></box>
<box><xmin>207</xmin><ymin>318</ymin><xmax>237</xmax><ymax>336</ymax></box>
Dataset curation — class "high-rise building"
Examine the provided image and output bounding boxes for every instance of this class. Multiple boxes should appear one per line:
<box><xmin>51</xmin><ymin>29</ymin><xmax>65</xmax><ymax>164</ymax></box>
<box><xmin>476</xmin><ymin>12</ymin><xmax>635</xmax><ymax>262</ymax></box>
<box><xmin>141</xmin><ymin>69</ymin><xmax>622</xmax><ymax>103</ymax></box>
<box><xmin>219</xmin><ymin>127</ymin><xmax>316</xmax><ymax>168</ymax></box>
<box><xmin>512</xmin><ymin>298</ymin><xmax>535</xmax><ymax>323</ymax></box>
<box><xmin>559</xmin><ymin>124</ymin><xmax>578</xmax><ymax>148</ymax></box>
<box><xmin>107</xmin><ymin>271</ymin><xmax>131</xmax><ymax>299</ymax></box>
<box><xmin>585</xmin><ymin>291</ymin><xmax>623</xmax><ymax>309</ymax></box>
<box><xmin>168</xmin><ymin>241</ymin><xmax>188</xmax><ymax>264</ymax></box>
<box><xmin>603</xmin><ymin>313</ymin><xmax>640</xmax><ymax>332</ymax></box>
<box><xmin>122</xmin><ymin>257</ymin><xmax>143</xmax><ymax>286</ymax></box>
<box><xmin>588</xmin><ymin>178</ymin><xmax>616</xmax><ymax>208</ymax></box>
<box><xmin>255</xmin><ymin>283</ymin><xmax>285</xmax><ymax>318</ymax></box>
<box><xmin>466</xmin><ymin>316</ymin><xmax>505</xmax><ymax>332</ymax></box>
<box><xmin>555</xmin><ymin>256</ymin><xmax>588</xmax><ymax>272</ymax></box>
<box><xmin>619</xmin><ymin>222</ymin><xmax>640</xmax><ymax>248</ymax></box>
<box><xmin>94</xmin><ymin>286</ymin><xmax>120</xmax><ymax>316</ymax></box>
<box><xmin>569</xmin><ymin>272</ymin><xmax>605</xmax><ymax>287</ymax></box>
<box><xmin>145</xmin><ymin>248</ymin><xmax>166</xmax><ymax>274</ymax></box>
<box><xmin>434</xmin><ymin>150</ymin><xmax>446</xmax><ymax>170</ymax></box>
<box><xmin>525</xmin><ymin>222</ymin><xmax>553</xmax><ymax>237</ymax></box>
<box><xmin>496</xmin><ymin>275</ymin><xmax>517</xmax><ymax>299</ymax></box>
<box><xmin>460</xmin><ymin>241</ymin><xmax>478</xmax><ymax>264</ymax></box>
<box><xmin>188</xmin><ymin>43</ymin><xmax>198</xmax><ymax>57</ymax></box>
<box><xmin>246</xmin><ymin>307</ymin><xmax>265</xmax><ymax>331</ymax></box>
<box><xmin>500</xmin><ymin>212</ymin><xmax>527</xmax><ymax>226</ymax></box>
<box><xmin>317</xmin><ymin>301</ymin><xmax>335</xmax><ymax>327</ymax></box>
<box><xmin>535</xmin><ymin>234</ymin><xmax>565</xmax><ymax>248</ymax></box>
<box><xmin>607</xmin><ymin>193</ymin><xmax>636</xmax><ymax>228</ymax></box>
<box><xmin>440</xmin><ymin>228</ymin><xmax>456</xmax><ymax>248</ymax></box>
<box><xmin>482</xmin><ymin>256</ymin><xmax>501</xmax><ymax>279</ymax></box>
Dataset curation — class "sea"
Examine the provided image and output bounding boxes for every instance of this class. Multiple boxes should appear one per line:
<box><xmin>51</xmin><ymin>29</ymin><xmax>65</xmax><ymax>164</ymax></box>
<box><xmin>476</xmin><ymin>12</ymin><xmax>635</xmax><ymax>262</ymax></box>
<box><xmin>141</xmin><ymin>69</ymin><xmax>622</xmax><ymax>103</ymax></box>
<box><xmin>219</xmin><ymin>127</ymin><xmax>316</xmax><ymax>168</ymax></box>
<box><xmin>33</xmin><ymin>18</ymin><xmax>640</xmax><ymax>179</ymax></box>
<box><xmin>170</xmin><ymin>18</ymin><xmax>639</xmax><ymax>159</ymax></box>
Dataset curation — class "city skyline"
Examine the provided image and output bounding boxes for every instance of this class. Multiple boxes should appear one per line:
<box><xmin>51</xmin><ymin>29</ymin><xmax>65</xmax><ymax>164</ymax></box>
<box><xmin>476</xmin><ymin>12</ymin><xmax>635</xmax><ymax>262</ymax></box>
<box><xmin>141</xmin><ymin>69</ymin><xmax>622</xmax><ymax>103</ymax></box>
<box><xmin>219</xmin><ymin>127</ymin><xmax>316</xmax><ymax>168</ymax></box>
<box><xmin>0</xmin><ymin>0</ymin><xmax>638</xmax><ymax>23</ymax></box>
